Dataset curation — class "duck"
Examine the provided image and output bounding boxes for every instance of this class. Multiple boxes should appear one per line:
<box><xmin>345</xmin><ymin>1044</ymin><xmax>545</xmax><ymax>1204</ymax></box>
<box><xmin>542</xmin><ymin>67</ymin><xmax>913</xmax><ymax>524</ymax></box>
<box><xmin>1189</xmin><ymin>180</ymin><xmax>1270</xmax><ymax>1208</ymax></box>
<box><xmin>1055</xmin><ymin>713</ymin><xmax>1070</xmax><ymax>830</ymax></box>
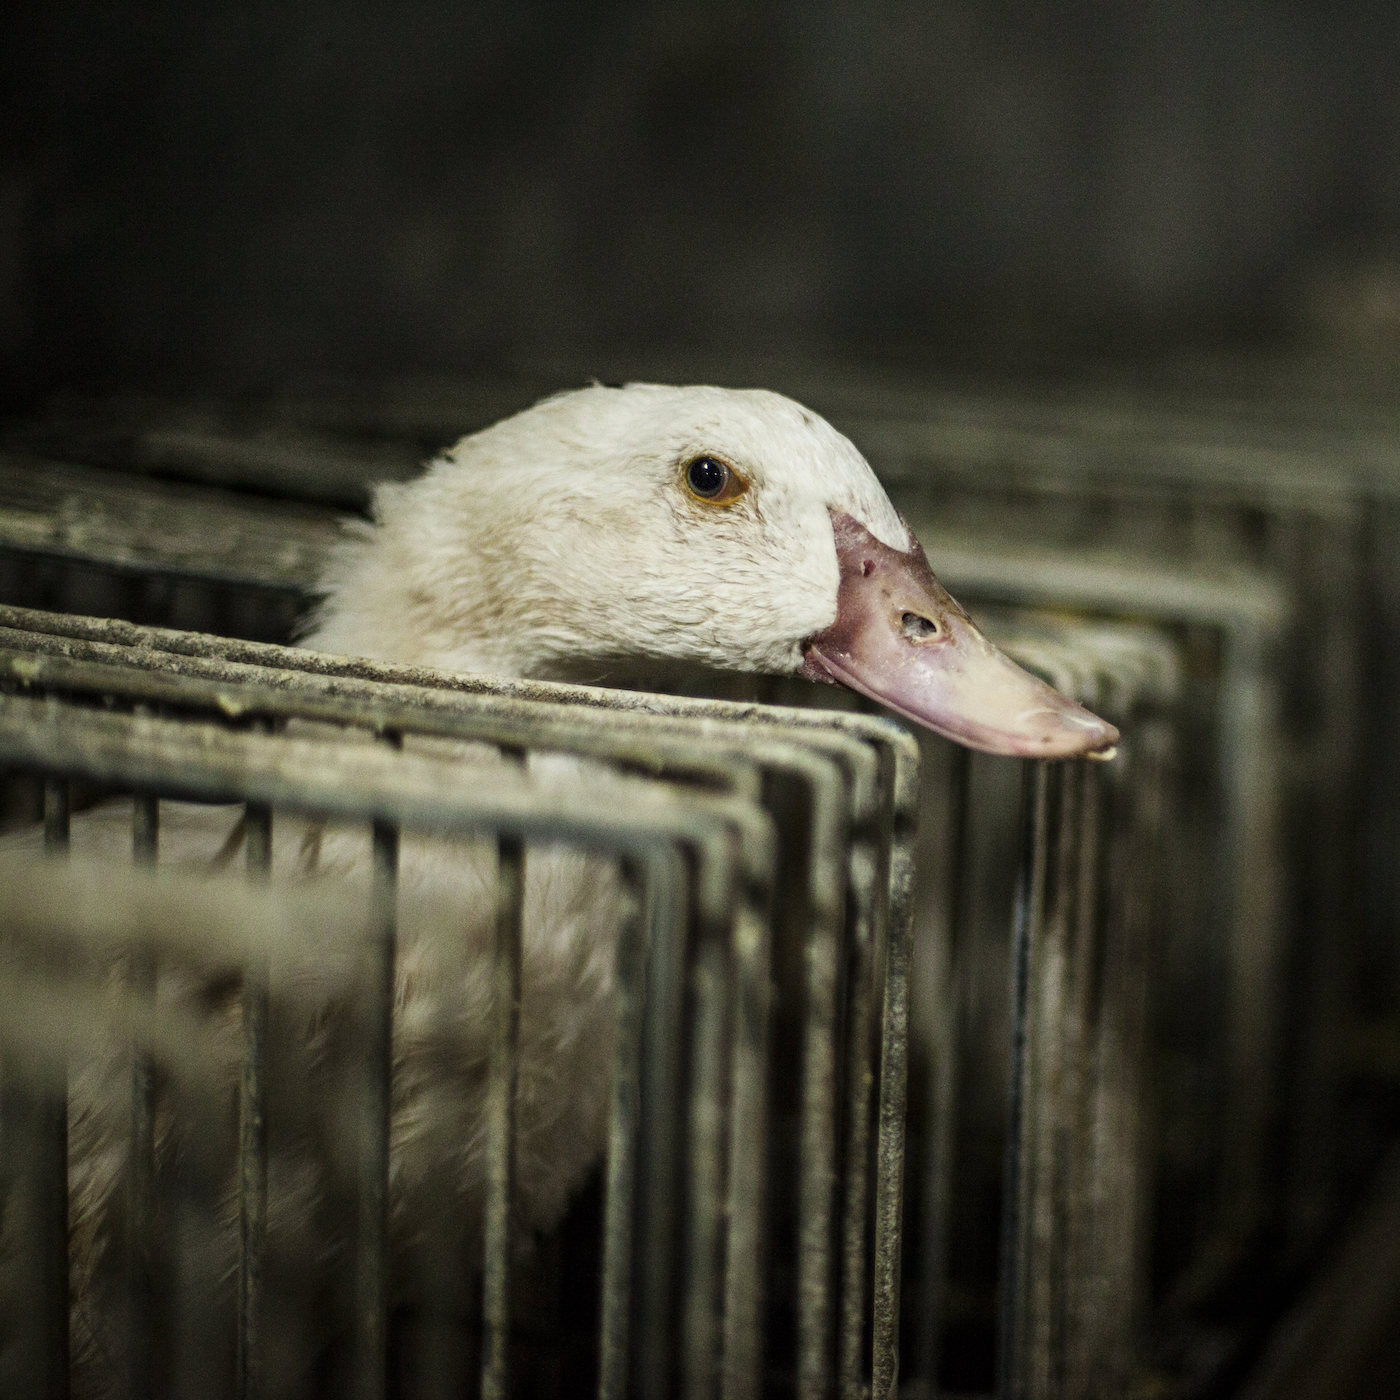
<box><xmin>304</xmin><ymin>383</ymin><xmax>1117</xmax><ymax>760</ymax></box>
<box><xmin>19</xmin><ymin>383</ymin><xmax>1118</xmax><ymax>1398</ymax></box>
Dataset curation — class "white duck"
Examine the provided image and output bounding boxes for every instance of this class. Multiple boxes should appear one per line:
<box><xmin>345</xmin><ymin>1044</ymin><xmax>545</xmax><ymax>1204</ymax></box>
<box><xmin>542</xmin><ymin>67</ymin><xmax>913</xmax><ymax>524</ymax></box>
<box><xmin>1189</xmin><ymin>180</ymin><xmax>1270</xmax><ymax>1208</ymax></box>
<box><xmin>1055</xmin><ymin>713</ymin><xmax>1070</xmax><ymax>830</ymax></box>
<box><xmin>39</xmin><ymin>384</ymin><xmax>1118</xmax><ymax>1397</ymax></box>
<box><xmin>305</xmin><ymin>383</ymin><xmax>1118</xmax><ymax>761</ymax></box>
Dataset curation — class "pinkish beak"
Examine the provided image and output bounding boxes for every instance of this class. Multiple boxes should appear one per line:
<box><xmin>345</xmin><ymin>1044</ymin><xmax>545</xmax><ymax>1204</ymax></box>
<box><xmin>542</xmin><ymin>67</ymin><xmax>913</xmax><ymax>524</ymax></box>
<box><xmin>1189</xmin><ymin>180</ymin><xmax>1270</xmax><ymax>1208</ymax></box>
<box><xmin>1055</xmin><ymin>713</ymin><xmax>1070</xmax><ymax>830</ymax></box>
<box><xmin>800</xmin><ymin>512</ymin><xmax>1119</xmax><ymax>760</ymax></box>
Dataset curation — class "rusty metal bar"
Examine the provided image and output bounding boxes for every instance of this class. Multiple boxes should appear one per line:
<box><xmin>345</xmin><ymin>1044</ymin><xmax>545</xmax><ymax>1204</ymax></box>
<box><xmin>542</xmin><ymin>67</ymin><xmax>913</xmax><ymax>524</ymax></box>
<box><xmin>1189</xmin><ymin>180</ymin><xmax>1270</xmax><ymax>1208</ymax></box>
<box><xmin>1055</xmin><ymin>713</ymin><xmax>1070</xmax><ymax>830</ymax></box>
<box><xmin>1077</xmin><ymin>732</ymin><xmax>1166</xmax><ymax>1392</ymax></box>
<box><xmin>869</xmin><ymin>830</ymin><xmax>914</xmax><ymax>1400</ymax></box>
<box><xmin>781</xmin><ymin>756</ymin><xmax>851</xmax><ymax>1400</ymax></box>
<box><xmin>799</xmin><ymin>912</ymin><xmax>840</xmax><ymax>1400</ymax></box>
<box><xmin>1215</xmin><ymin>624</ymin><xmax>1286</xmax><ymax>1247</ymax></box>
<box><xmin>34</xmin><ymin>1080</ymin><xmax>71</xmax><ymax>1400</ymax></box>
<box><xmin>237</xmin><ymin>801</ymin><xmax>272</xmax><ymax>1400</ymax></box>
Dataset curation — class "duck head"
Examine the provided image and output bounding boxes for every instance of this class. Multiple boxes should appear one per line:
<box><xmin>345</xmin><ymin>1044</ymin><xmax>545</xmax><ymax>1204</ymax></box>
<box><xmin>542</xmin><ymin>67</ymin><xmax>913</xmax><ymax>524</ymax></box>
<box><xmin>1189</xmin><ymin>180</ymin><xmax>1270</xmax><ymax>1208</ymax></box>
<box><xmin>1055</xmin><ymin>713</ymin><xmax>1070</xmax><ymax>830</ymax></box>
<box><xmin>307</xmin><ymin>383</ymin><xmax>1117</xmax><ymax>760</ymax></box>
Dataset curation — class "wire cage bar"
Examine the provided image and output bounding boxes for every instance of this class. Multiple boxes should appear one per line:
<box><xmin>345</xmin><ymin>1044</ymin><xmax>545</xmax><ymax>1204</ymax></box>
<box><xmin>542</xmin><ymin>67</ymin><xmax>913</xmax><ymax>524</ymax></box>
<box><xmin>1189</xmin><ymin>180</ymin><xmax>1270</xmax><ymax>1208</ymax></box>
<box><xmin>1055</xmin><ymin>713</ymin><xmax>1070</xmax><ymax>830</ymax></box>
<box><xmin>0</xmin><ymin>588</ymin><xmax>1180</xmax><ymax>1400</ymax></box>
<box><xmin>0</xmin><ymin>602</ymin><xmax>927</xmax><ymax>1400</ymax></box>
<box><xmin>903</xmin><ymin>560</ymin><xmax>1284</xmax><ymax>1394</ymax></box>
<box><xmin>3</xmin><ymin>367</ymin><xmax>1378</xmax><ymax>1400</ymax></box>
<box><xmin>851</xmin><ymin>375</ymin><xmax>1391</xmax><ymax>1253</ymax></box>
<box><xmin>889</xmin><ymin>608</ymin><xmax>1183</xmax><ymax>1400</ymax></box>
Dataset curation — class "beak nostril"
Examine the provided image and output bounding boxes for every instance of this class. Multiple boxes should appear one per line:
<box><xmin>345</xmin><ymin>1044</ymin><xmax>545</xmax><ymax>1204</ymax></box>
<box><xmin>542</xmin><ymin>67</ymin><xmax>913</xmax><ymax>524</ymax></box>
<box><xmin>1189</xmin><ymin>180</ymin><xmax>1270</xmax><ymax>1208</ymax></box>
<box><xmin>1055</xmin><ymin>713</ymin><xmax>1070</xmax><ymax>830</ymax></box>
<box><xmin>861</xmin><ymin>559</ymin><xmax>875</xmax><ymax>577</ymax></box>
<box><xmin>901</xmin><ymin>612</ymin><xmax>941</xmax><ymax>642</ymax></box>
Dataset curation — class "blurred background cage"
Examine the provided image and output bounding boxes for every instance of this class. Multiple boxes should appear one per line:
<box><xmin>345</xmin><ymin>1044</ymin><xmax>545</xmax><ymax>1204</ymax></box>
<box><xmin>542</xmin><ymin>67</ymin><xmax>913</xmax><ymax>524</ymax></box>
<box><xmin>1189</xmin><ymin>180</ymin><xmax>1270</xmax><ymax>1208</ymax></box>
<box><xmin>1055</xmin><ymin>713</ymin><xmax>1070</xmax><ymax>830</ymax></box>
<box><xmin>4</xmin><ymin>4</ymin><xmax>1400</xmax><ymax>1398</ymax></box>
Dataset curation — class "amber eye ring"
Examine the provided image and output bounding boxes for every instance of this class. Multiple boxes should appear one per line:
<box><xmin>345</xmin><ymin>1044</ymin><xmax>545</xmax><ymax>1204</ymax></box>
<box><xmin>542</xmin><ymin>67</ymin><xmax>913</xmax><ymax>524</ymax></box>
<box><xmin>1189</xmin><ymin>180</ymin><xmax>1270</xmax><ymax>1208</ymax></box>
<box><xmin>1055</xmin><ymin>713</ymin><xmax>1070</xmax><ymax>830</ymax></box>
<box><xmin>683</xmin><ymin>455</ymin><xmax>748</xmax><ymax>505</ymax></box>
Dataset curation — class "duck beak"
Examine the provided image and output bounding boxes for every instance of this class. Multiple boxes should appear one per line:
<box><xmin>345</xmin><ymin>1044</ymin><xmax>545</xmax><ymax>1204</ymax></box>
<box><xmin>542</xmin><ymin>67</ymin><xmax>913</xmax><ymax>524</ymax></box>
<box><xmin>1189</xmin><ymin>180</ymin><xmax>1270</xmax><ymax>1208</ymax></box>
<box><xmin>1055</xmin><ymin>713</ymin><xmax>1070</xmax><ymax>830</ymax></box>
<box><xmin>800</xmin><ymin>512</ymin><xmax>1119</xmax><ymax>760</ymax></box>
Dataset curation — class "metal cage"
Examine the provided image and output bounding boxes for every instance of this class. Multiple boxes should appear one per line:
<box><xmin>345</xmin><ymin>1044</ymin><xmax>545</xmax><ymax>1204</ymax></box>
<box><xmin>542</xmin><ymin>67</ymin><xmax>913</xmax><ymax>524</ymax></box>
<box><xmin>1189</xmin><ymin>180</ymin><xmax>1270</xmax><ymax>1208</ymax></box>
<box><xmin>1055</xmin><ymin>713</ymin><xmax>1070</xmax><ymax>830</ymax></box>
<box><xmin>0</xmin><ymin>603</ymin><xmax>919</xmax><ymax>1400</ymax></box>
<box><xmin>1</xmin><ymin>371</ymin><xmax>1390</xmax><ymax>1399</ymax></box>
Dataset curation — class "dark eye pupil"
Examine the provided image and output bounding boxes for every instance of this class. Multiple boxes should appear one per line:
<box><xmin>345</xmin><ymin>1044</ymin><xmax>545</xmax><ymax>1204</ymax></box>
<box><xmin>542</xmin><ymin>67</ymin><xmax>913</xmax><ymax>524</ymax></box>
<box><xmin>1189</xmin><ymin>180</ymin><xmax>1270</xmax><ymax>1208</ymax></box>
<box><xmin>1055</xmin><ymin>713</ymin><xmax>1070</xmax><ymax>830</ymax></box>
<box><xmin>687</xmin><ymin>457</ymin><xmax>727</xmax><ymax>497</ymax></box>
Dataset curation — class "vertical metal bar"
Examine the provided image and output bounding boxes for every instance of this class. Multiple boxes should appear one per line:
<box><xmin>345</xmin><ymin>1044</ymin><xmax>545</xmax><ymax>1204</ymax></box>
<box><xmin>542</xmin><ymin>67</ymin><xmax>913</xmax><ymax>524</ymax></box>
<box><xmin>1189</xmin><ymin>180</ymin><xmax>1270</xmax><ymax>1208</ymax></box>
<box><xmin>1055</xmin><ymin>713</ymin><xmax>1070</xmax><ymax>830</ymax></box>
<box><xmin>637</xmin><ymin>852</ymin><xmax>689</xmax><ymax>1400</ymax></box>
<box><xmin>1062</xmin><ymin>761</ymin><xmax>1103</xmax><ymax>1394</ymax></box>
<box><xmin>870</xmin><ymin>762</ymin><xmax>922</xmax><ymax>1400</ymax></box>
<box><xmin>721</xmin><ymin>900</ymin><xmax>770</xmax><ymax>1400</ymax></box>
<box><xmin>1084</xmin><ymin>732</ymin><xmax>1163</xmax><ymax>1394</ymax></box>
<box><xmin>44</xmin><ymin>777</ymin><xmax>70</xmax><ymax>852</ymax></box>
<box><xmin>481</xmin><ymin>829</ymin><xmax>525</xmax><ymax>1400</ymax></box>
<box><xmin>997</xmin><ymin>761</ymin><xmax>1050</xmax><ymax>1400</ymax></box>
<box><xmin>684</xmin><ymin>936</ymin><xmax>729</xmax><ymax>1400</ymax></box>
<box><xmin>799</xmin><ymin>852</ymin><xmax>843</xmax><ymax>1400</ymax></box>
<box><xmin>40</xmin><ymin>777</ymin><xmax>71</xmax><ymax>1400</ymax></box>
<box><xmin>1280</xmin><ymin>515</ymin><xmax>1358</xmax><ymax>1250</ymax></box>
<box><xmin>128</xmin><ymin>795</ymin><xmax>159</xmax><ymax>1400</ymax></box>
<box><xmin>912</xmin><ymin>743</ymin><xmax>971</xmax><ymax>1393</ymax></box>
<box><xmin>131</xmin><ymin>793</ymin><xmax>159</xmax><ymax>858</ymax></box>
<box><xmin>238</xmin><ymin>802</ymin><xmax>272</xmax><ymax>1400</ymax></box>
<box><xmin>597</xmin><ymin>861</ymin><xmax>647</xmax><ymax>1400</ymax></box>
<box><xmin>354</xmin><ymin>818</ymin><xmax>399</xmax><ymax>1400</ymax></box>
<box><xmin>837</xmin><ymin>848</ymin><xmax>877</xmax><ymax>1400</ymax></box>
<box><xmin>1025</xmin><ymin>762</ymin><xmax>1077</xmax><ymax>1399</ymax></box>
<box><xmin>1216</xmin><ymin>628</ymin><xmax>1284</xmax><ymax>1247</ymax></box>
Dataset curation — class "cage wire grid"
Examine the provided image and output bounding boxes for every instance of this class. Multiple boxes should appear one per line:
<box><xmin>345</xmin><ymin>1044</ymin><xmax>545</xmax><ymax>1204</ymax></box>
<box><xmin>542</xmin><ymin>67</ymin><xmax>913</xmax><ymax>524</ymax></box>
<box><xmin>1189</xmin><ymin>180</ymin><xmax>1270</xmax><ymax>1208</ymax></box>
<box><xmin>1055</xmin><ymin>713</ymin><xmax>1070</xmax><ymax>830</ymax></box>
<box><xmin>2</xmin><ymin>681</ymin><xmax>775</xmax><ymax>1400</ymax></box>
<box><xmin>0</xmin><ymin>605</ymin><xmax>931</xmax><ymax>1400</ymax></box>
<box><xmin>0</xmin><ymin>585</ymin><xmax>1177</xmax><ymax>1400</ymax></box>
<box><xmin>1</xmin><ymin>369</ymin><xmax>1385</xmax><ymax>1399</ymax></box>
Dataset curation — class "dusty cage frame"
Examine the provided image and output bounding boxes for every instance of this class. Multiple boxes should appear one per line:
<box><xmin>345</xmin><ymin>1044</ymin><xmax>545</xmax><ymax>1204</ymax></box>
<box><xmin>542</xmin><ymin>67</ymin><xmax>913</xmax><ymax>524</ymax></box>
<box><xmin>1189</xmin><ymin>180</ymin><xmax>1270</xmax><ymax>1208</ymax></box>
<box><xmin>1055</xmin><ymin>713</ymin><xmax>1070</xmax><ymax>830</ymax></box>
<box><xmin>0</xmin><ymin>603</ymin><xmax>920</xmax><ymax>1400</ymax></box>
<box><xmin>0</xmin><ymin>387</ymin><xmax>1329</xmax><ymax>1398</ymax></box>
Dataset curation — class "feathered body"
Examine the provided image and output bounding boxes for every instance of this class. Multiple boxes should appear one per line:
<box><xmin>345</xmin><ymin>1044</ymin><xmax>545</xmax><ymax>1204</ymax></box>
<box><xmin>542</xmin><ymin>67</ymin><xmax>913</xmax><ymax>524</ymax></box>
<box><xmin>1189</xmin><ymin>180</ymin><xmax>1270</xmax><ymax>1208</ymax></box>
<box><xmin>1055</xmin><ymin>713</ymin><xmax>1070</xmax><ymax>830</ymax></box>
<box><xmin>54</xmin><ymin>791</ymin><xmax>630</xmax><ymax>1394</ymax></box>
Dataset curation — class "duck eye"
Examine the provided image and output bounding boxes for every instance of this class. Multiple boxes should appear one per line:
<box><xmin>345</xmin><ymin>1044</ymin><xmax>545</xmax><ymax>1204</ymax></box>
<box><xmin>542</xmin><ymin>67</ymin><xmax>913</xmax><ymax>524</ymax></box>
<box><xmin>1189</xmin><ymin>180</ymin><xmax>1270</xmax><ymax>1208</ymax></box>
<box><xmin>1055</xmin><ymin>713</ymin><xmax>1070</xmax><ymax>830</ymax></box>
<box><xmin>687</xmin><ymin>456</ymin><xmax>727</xmax><ymax>496</ymax></box>
<box><xmin>683</xmin><ymin>455</ymin><xmax>747</xmax><ymax>505</ymax></box>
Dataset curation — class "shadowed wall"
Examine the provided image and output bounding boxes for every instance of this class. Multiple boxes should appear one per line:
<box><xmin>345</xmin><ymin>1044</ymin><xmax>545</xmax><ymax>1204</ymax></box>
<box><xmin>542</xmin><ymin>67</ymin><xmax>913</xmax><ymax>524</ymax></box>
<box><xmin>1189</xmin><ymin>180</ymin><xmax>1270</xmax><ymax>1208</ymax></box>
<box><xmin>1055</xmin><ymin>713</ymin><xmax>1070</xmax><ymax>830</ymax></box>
<box><xmin>3</xmin><ymin>2</ymin><xmax>1400</xmax><ymax>394</ymax></box>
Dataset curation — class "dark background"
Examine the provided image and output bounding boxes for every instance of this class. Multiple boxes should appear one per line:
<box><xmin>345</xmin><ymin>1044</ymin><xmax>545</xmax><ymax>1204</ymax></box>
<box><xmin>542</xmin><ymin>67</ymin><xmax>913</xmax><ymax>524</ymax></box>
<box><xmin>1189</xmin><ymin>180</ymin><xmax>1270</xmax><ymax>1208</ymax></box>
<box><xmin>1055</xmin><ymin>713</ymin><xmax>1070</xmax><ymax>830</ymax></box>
<box><xmin>3</xmin><ymin>1</ymin><xmax>1400</xmax><ymax>400</ymax></box>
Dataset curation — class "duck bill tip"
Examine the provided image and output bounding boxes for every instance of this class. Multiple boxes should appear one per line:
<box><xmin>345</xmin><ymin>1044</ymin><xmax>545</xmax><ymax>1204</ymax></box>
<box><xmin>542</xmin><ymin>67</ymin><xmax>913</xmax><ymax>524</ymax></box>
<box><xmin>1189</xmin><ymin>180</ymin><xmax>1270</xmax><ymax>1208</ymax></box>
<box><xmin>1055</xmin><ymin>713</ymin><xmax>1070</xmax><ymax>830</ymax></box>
<box><xmin>806</xmin><ymin>641</ymin><xmax>1120</xmax><ymax>760</ymax></box>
